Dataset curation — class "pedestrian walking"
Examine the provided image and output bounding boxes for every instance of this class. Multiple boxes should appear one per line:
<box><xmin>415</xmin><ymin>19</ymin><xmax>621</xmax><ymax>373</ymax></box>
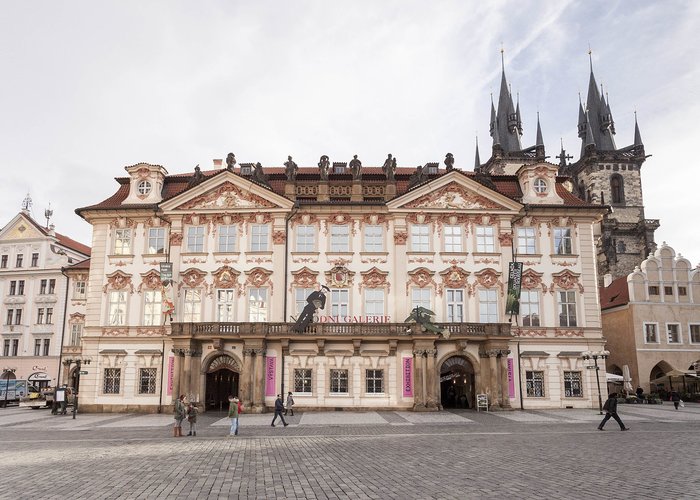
<box><xmin>271</xmin><ymin>394</ymin><xmax>288</xmax><ymax>427</ymax></box>
<box><xmin>598</xmin><ymin>393</ymin><xmax>629</xmax><ymax>431</ymax></box>
<box><xmin>227</xmin><ymin>395</ymin><xmax>241</xmax><ymax>436</ymax></box>
<box><xmin>186</xmin><ymin>402</ymin><xmax>198</xmax><ymax>436</ymax></box>
<box><xmin>635</xmin><ymin>386</ymin><xmax>644</xmax><ymax>403</ymax></box>
<box><xmin>284</xmin><ymin>391</ymin><xmax>295</xmax><ymax>416</ymax></box>
<box><xmin>173</xmin><ymin>394</ymin><xmax>186</xmax><ymax>437</ymax></box>
<box><xmin>670</xmin><ymin>390</ymin><xmax>681</xmax><ymax>410</ymax></box>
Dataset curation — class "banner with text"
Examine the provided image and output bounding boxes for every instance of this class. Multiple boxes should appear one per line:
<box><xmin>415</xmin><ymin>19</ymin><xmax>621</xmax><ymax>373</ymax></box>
<box><xmin>167</xmin><ymin>355</ymin><xmax>174</xmax><ymax>396</ymax></box>
<box><xmin>265</xmin><ymin>357</ymin><xmax>277</xmax><ymax>397</ymax></box>
<box><xmin>402</xmin><ymin>357</ymin><xmax>414</xmax><ymax>397</ymax></box>
<box><xmin>505</xmin><ymin>262</ymin><xmax>523</xmax><ymax>316</ymax></box>
<box><xmin>507</xmin><ymin>358</ymin><xmax>515</xmax><ymax>398</ymax></box>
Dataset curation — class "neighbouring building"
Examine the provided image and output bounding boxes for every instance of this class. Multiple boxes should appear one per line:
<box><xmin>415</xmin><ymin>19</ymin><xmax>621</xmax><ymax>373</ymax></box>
<box><xmin>0</xmin><ymin>207</ymin><xmax>91</xmax><ymax>396</ymax></box>
<box><xmin>600</xmin><ymin>243</ymin><xmax>700</xmax><ymax>395</ymax></box>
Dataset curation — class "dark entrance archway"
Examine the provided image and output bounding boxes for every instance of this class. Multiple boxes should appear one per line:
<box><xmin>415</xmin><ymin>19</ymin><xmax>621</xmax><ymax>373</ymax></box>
<box><xmin>440</xmin><ymin>356</ymin><xmax>475</xmax><ymax>409</ymax></box>
<box><xmin>205</xmin><ymin>355</ymin><xmax>240</xmax><ymax>411</ymax></box>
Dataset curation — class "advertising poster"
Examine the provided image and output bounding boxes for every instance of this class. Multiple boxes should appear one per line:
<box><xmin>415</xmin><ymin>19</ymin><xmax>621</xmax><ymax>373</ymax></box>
<box><xmin>402</xmin><ymin>357</ymin><xmax>413</xmax><ymax>397</ymax></box>
<box><xmin>265</xmin><ymin>357</ymin><xmax>276</xmax><ymax>396</ymax></box>
<box><xmin>505</xmin><ymin>262</ymin><xmax>523</xmax><ymax>316</ymax></box>
<box><xmin>167</xmin><ymin>356</ymin><xmax>174</xmax><ymax>396</ymax></box>
<box><xmin>507</xmin><ymin>358</ymin><xmax>515</xmax><ymax>398</ymax></box>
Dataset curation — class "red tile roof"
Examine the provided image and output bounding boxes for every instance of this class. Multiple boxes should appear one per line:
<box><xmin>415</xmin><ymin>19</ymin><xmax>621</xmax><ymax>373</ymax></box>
<box><xmin>9</xmin><ymin>212</ymin><xmax>91</xmax><ymax>257</ymax></box>
<box><xmin>65</xmin><ymin>258</ymin><xmax>91</xmax><ymax>270</ymax></box>
<box><xmin>599</xmin><ymin>276</ymin><xmax>630</xmax><ymax>310</ymax></box>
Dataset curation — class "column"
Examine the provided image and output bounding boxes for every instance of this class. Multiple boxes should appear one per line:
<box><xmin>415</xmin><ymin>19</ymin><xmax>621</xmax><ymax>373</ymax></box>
<box><xmin>171</xmin><ymin>349</ymin><xmax>183</xmax><ymax>400</ymax></box>
<box><xmin>498</xmin><ymin>349</ymin><xmax>512</xmax><ymax>409</ymax></box>
<box><xmin>183</xmin><ymin>349</ymin><xmax>192</xmax><ymax>398</ymax></box>
<box><xmin>412</xmin><ymin>349</ymin><xmax>424</xmax><ymax>409</ymax></box>
<box><xmin>488</xmin><ymin>350</ymin><xmax>501</xmax><ymax>409</ymax></box>
<box><xmin>425</xmin><ymin>349</ymin><xmax>438</xmax><ymax>409</ymax></box>
<box><xmin>241</xmin><ymin>348</ymin><xmax>254</xmax><ymax>408</ymax></box>
<box><xmin>253</xmin><ymin>348</ymin><xmax>266</xmax><ymax>410</ymax></box>
<box><xmin>189</xmin><ymin>350</ymin><xmax>202</xmax><ymax>403</ymax></box>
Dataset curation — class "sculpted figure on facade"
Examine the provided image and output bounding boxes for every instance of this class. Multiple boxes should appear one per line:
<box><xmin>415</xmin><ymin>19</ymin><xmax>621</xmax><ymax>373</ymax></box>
<box><xmin>225</xmin><ymin>153</ymin><xmax>236</xmax><ymax>171</ymax></box>
<box><xmin>318</xmin><ymin>155</ymin><xmax>330</xmax><ymax>180</ymax></box>
<box><xmin>382</xmin><ymin>154</ymin><xmax>396</xmax><ymax>182</ymax></box>
<box><xmin>252</xmin><ymin>162</ymin><xmax>270</xmax><ymax>188</ymax></box>
<box><xmin>284</xmin><ymin>155</ymin><xmax>298</xmax><ymax>182</ymax></box>
<box><xmin>408</xmin><ymin>164</ymin><xmax>428</xmax><ymax>189</ymax></box>
<box><xmin>187</xmin><ymin>165</ymin><xmax>205</xmax><ymax>188</ymax></box>
<box><xmin>349</xmin><ymin>155</ymin><xmax>362</xmax><ymax>180</ymax></box>
<box><xmin>444</xmin><ymin>153</ymin><xmax>455</xmax><ymax>172</ymax></box>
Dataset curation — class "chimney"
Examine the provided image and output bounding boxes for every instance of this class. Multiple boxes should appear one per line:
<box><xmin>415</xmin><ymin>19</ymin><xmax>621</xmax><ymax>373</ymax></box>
<box><xmin>213</xmin><ymin>159</ymin><xmax>223</xmax><ymax>168</ymax></box>
<box><xmin>603</xmin><ymin>273</ymin><xmax>613</xmax><ymax>287</ymax></box>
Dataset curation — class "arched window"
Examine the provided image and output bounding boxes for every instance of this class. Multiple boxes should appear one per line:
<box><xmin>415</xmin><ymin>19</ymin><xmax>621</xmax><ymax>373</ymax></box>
<box><xmin>611</xmin><ymin>175</ymin><xmax>624</xmax><ymax>204</ymax></box>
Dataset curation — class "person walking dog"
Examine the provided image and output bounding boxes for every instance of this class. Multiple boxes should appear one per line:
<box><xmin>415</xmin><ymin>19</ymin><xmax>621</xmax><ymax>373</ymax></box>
<box><xmin>598</xmin><ymin>393</ymin><xmax>629</xmax><ymax>431</ymax></box>
<box><xmin>271</xmin><ymin>394</ymin><xmax>288</xmax><ymax>427</ymax></box>
<box><xmin>284</xmin><ymin>391</ymin><xmax>295</xmax><ymax>416</ymax></box>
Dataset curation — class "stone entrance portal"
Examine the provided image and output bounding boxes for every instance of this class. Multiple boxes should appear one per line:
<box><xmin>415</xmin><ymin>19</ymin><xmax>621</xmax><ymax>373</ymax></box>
<box><xmin>205</xmin><ymin>355</ymin><xmax>239</xmax><ymax>411</ymax></box>
<box><xmin>440</xmin><ymin>356</ymin><xmax>475</xmax><ymax>409</ymax></box>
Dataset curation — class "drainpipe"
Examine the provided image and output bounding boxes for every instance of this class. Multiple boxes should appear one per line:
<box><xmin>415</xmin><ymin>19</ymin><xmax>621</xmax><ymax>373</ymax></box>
<box><xmin>281</xmin><ymin>201</ymin><xmax>300</xmax><ymax>398</ymax></box>
<box><xmin>58</xmin><ymin>269</ymin><xmax>70</xmax><ymax>388</ymax></box>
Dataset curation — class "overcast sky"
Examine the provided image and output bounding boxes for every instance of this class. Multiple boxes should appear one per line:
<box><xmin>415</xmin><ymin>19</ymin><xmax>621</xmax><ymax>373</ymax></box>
<box><xmin>2</xmin><ymin>1</ymin><xmax>699</xmax><ymax>266</ymax></box>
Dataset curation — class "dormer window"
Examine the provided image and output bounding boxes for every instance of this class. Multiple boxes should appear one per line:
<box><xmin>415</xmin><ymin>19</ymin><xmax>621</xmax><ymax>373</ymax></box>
<box><xmin>534</xmin><ymin>178</ymin><xmax>548</xmax><ymax>194</ymax></box>
<box><xmin>426</xmin><ymin>164</ymin><xmax>438</xmax><ymax>174</ymax></box>
<box><xmin>334</xmin><ymin>164</ymin><xmax>346</xmax><ymax>174</ymax></box>
<box><xmin>240</xmin><ymin>164</ymin><xmax>252</xmax><ymax>175</ymax></box>
<box><xmin>137</xmin><ymin>180</ymin><xmax>152</xmax><ymax>195</ymax></box>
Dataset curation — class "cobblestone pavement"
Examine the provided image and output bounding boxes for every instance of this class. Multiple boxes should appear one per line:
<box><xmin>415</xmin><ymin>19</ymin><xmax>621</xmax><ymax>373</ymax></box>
<box><xmin>1</xmin><ymin>404</ymin><xmax>698</xmax><ymax>499</ymax></box>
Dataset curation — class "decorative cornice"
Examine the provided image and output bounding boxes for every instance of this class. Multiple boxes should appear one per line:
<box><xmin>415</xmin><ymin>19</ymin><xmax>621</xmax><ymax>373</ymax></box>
<box><xmin>550</xmin><ymin>270</ymin><xmax>584</xmax><ymax>293</ymax></box>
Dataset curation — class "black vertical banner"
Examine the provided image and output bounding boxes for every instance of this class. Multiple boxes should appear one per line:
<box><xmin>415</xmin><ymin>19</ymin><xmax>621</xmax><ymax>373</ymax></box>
<box><xmin>505</xmin><ymin>262</ymin><xmax>523</xmax><ymax>316</ymax></box>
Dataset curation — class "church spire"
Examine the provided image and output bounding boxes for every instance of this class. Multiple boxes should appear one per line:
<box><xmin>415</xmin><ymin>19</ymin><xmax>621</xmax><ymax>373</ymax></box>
<box><xmin>535</xmin><ymin>112</ymin><xmax>544</xmax><ymax>147</ymax></box>
<box><xmin>581</xmin><ymin>52</ymin><xmax>616</xmax><ymax>153</ymax></box>
<box><xmin>633</xmin><ymin>111</ymin><xmax>643</xmax><ymax>146</ymax></box>
<box><xmin>490</xmin><ymin>48</ymin><xmax>522</xmax><ymax>153</ymax></box>
<box><xmin>474</xmin><ymin>136</ymin><xmax>481</xmax><ymax>171</ymax></box>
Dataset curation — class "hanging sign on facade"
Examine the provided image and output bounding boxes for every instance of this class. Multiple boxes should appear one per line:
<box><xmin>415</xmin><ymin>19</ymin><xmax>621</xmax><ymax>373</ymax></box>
<box><xmin>402</xmin><ymin>357</ymin><xmax>413</xmax><ymax>397</ymax></box>
<box><xmin>159</xmin><ymin>262</ymin><xmax>173</xmax><ymax>284</ymax></box>
<box><xmin>507</xmin><ymin>358</ymin><xmax>515</xmax><ymax>398</ymax></box>
<box><xmin>167</xmin><ymin>356</ymin><xmax>174</xmax><ymax>396</ymax></box>
<box><xmin>265</xmin><ymin>357</ymin><xmax>276</xmax><ymax>397</ymax></box>
<box><xmin>505</xmin><ymin>262</ymin><xmax>523</xmax><ymax>316</ymax></box>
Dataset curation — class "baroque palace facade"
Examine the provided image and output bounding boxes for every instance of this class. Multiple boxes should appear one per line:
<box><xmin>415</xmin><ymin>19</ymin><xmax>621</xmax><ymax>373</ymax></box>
<box><xmin>71</xmin><ymin>61</ymin><xmax>648</xmax><ymax>414</ymax></box>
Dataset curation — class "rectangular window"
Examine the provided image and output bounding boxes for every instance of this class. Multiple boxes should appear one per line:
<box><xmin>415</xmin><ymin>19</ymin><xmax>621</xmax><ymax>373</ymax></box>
<box><xmin>520</xmin><ymin>290</ymin><xmax>540</xmax><ymax>327</ymax></box>
<box><xmin>296</xmin><ymin>225</ymin><xmax>315</xmax><ymax>252</ymax></box>
<box><xmin>330</xmin><ymin>289</ymin><xmax>349</xmax><ymax>319</ymax></box>
<box><xmin>294</xmin><ymin>288</ymin><xmax>315</xmax><ymax>315</ymax></box>
<box><xmin>14</xmin><ymin>309</ymin><xmax>21</xmax><ymax>325</ymax></box>
<box><xmin>37</xmin><ymin>308</ymin><xmax>45</xmax><ymax>324</ymax></box>
<box><xmin>475</xmin><ymin>226</ymin><xmax>495</xmax><ymax>253</ymax></box>
<box><xmin>330</xmin><ymin>369</ymin><xmax>349</xmax><ymax>394</ymax></box>
<box><xmin>644</xmin><ymin>323</ymin><xmax>659</xmax><ymax>343</ymax></box>
<box><xmin>3</xmin><ymin>339</ymin><xmax>9</xmax><ymax>356</ymax></box>
<box><xmin>114</xmin><ymin>229</ymin><xmax>132</xmax><ymax>255</ymax></box>
<box><xmin>294</xmin><ymin>368</ymin><xmax>312</xmax><ymax>393</ymax></box>
<box><xmin>648</xmin><ymin>286</ymin><xmax>659</xmax><ymax>295</ymax></box>
<box><xmin>363</xmin><ymin>225</ymin><xmax>383</xmax><ymax>252</ymax></box>
<box><xmin>34</xmin><ymin>339</ymin><xmax>41</xmax><ymax>356</ymax></box>
<box><xmin>666</xmin><ymin>323</ymin><xmax>681</xmax><ymax>344</ymax></box>
<box><xmin>563</xmin><ymin>371</ymin><xmax>583</xmax><ymax>397</ymax></box>
<box><xmin>6</xmin><ymin>309</ymin><xmax>13</xmax><ymax>325</ymax></box>
<box><xmin>411</xmin><ymin>287</ymin><xmax>431</xmax><ymax>311</ymax></box>
<box><xmin>446</xmin><ymin>289</ymin><xmax>464</xmax><ymax>322</ymax></box>
<box><xmin>664</xmin><ymin>286</ymin><xmax>673</xmax><ymax>297</ymax></box>
<box><xmin>108</xmin><ymin>291</ymin><xmax>128</xmax><ymax>326</ymax></box>
<box><xmin>103</xmin><ymin>368</ymin><xmax>121</xmax><ymax>394</ymax></box>
<box><xmin>186</xmin><ymin>226</ymin><xmax>205</xmax><ymax>253</ymax></box>
<box><xmin>217</xmin><ymin>289</ymin><xmax>235</xmax><ymax>322</ymax></box>
<box><xmin>18</xmin><ymin>281</ymin><xmax>24</xmax><ymax>295</ymax></box>
<box><xmin>9</xmin><ymin>281</ymin><xmax>16</xmax><ymax>296</ymax></box>
<box><xmin>74</xmin><ymin>281</ymin><xmax>87</xmax><ymax>300</ymax></box>
<box><xmin>143</xmin><ymin>290</ymin><xmax>163</xmax><ymax>326</ymax></box>
<box><xmin>48</xmin><ymin>279</ymin><xmax>55</xmax><ymax>294</ymax></box>
<box><xmin>517</xmin><ymin>227</ymin><xmax>536</xmax><ymax>255</ymax></box>
<box><xmin>45</xmin><ymin>308</ymin><xmax>53</xmax><ymax>324</ymax></box>
<box><xmin>218</xmin><ymin>225</ymin><xmax>237</xmax><ymax>253</ymax></box>
<box><xmin>248</xmin><ymin>288</ymin><xmax>268</xmax><ymax>322</ymax></box>
<box><xmin>70</xmin><ymin>323</ymin><xmax>83</xmax><ymax>346</ymax></box>
<box><xmin>479</xmin><ymin>289</ymin><xmax>498</xmax><ymax>323</ymax></box>
<box><xmin>250</xmin><ymin>224</ymin><xmax>269</xmax><ymax>252</ymax></box>
<box><xmin>554</xmin><ymin>228</ymin><xmax>573</xmax><ymax>254</ymax></box>
<box><xmin>364</xmin><ymin>289</ymin><xmax>385</xmax><ymax>318</ymax></box>
<box><xmin>183</xmin><ymin>289</ymin><xmax>202</xmax><ymax>322</ymax></box>
<box><xmin>525</xmin><ymin>371</ymin><xmax>545</xmax><ymax>397</ymax></box>
<box><xmin>411</xmin><ymin>225</ymin><xmax>430</xmax><ymax>252</ymax></box>
<box><xmin>679</xmin><ymin>286</ymin><xmax>688</xmax><ymax>296</ymax></box>
<box><xmin>16</xmin><ymin>254</ymin><xmax>23</xmax><ymax>267</ymax></box>
<box><xmin>444</xmin><ymin>225</ymin><xmax>463</xmax><ymax>252</ymax></box>
<box><xmin>11</xmin><ymin>339</ymin><xmax>18</xmax><ymax>356</ymax></box>
<box><xmin>42</xmin><ymin>339</ymin><xmax>50</xmax><ymax>356</ymax></box>
<box><xmin>558</xmin><ymin>291</ymin><xmax>577</xmax><ymax>327</ymax></box>
<box><xmin>330</xmin><ymin>225</ymin><xmax>350</xmax><ymax>252</ymax></box>
<box><xmin>690</xmin><ymin>324</ymin><xmax>700</xmax><ymax>344</ymax></box>
<box><xmin>366</xmin><ymin>369</ymin><xmax>384</xmax><ymax>394</ymax></box>
<box><xmin>147</xmin><ymin>227</ymin><xmax>166</xmax><ymax>254</ymax></box>
<box><xmin>31</xmin><ymin>253</ymin><xmax>39</xmax><ymax>267</ymax></box>
<box><xmin>40</xmin><ymin>280</ymin><xmax>47</xmax><ymax>295</ymax></box>
<box><xmin>139</xmin><ymin>368</ymin><xmax>157</xmax><ymax>394</ymax></box>
<box><xmin>1</xmin><ymin>255</ymin><xmax>7</xmax><ymax>268</ymax></box>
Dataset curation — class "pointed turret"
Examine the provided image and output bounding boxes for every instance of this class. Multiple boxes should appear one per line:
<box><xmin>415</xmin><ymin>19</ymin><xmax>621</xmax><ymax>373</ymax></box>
<box><xmin>474</xmin><ymin>137</ymin><xmax>481</xmax><ymax>171</ymax></box>
<box><xmin>581</xmin><ymin>59</ymin><xmax>616</xmax><ymax>153</ymax></box>
<box><xmin>535</xmin><ymin>113</ymin><xmax>544</xmax><ymax>147</ymax></box>
<box><xmin>490</xmin><ymin>53</ymin><xmax>522</xmax><ymax>153</ymax></box>
<box><xmin>633</xmin><ymin>112</ymin><xmax>643</xmax><ymax>146</ymax></box>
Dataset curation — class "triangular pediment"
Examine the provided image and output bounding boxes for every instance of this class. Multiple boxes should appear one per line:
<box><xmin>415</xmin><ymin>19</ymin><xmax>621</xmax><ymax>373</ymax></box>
<box><xmin>0</xmin><ymin>213</ymin><xmax>46</xmax><ymax>241</ymax></box>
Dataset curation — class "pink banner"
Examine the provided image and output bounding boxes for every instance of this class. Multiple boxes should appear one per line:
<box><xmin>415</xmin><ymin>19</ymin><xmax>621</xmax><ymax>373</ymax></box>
<box><xmin>265</xmin><ymin>357</ymin><xmax>276</xmax><ymax>397</ymax></box>
<box><xmin>402</xmin><ymin>357</ymin><xmax>413</xmax><ymax>397</ymax></box>
<box><xmin>167</xmin><ymin>356</ymin><xmax>174</xmax><ymax>396</ymax></box>
<box><xmin>507</xmin><ymin>358</ymin><xmax>515</xmax><ymax>398</ymax></box>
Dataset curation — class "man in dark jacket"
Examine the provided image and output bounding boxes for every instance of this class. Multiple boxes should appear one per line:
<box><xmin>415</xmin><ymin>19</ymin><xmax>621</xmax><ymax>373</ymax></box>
<box><xmin>292</xmin><ymin>286</ymin><xmax>329</xmax><ymax>332</ymax></box>
<box><xmin>598</xmin><ymin>393</ymin><xmax>629</xmax><ymax>431</ymax></box>
<box><xmin>271</xmin><ymin>394</ymin><xmax>288</xmax><ymax>427</ymax></box>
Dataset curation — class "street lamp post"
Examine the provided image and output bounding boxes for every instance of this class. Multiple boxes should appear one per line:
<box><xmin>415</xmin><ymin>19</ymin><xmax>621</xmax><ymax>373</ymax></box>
<box><xmin>63</xmin><ymin>357</ymin><xmax>91</xmax><ymax>419</ymax></box>
<box><xmin>2</xmin><ymin>368</ymin><xmax>17</xmax><ymax>408</ymax></box>
<box><xmin>582</xmin><ymin>350</ymin><xmax>610</xmax><ymax>415</ymax></box>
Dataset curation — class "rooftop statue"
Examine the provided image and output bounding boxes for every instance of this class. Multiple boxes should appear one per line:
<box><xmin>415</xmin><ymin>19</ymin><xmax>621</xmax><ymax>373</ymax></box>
<box><xmin>349</xmin><ymin>155</ymin><xmax>362</xmax><ymax>180</ymax></box>
<box><xmin>407</xmin><ymin>164</ymin><xmax>428</xmax><ymax>189</ymax></box>
<box><xmin>318</xmin><ymin>155</ymin><xmax>330</xmax><ymax>181</ymax></box>
<box><xmin>252</xmin><ymin>162</ymin><xmax>270</xmax><ymax>187</ymax></box>
<box><xmin>382</xmin><ymin>154</ymin><xmax>396</xmax><ymax>182</ymax></box>
<box><xmin>187</xmin><ymin>165</ymin><xmax>205</xmax><ymax>188</ymax></box>
<box><xmin>444</xmin><ymin>153</ymin><xmax>455</xmax><ymax>172</ymax></box>
<box><xmin>284</xmin><ymin>155</ymin><xmax>298</xmax><ymax>182</ymax></box>
<box><xmin>226</xmin><ymin>153</ymin><xmax>236</xmax><ymax>171</ymax></box>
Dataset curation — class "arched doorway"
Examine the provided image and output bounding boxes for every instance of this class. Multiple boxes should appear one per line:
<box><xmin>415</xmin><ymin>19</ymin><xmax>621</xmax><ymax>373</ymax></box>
<box><xmin>440</xmin><ymin>356</ymin><xmax>475</xmax><ymax>409</ymax></box>
<box><xmin>205</xmin><ymin>355</ymin><xmax>240</xmax><ymax>411</ymax></box>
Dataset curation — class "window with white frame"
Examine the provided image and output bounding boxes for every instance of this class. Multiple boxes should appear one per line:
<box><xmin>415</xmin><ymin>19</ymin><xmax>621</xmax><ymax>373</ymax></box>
<box><xmin>411</xmin><ymin>225</ymin><xmax>430</xmax><ymax>252</ymax></box>
<box><xmin>217</xmin><ymin>289</ymin><xmax>235</xmax><ymax>322</ymax></box>
<box><xmin>558</xmin><ymin>291</ymin><xmax>577</xmax><ymax>327</ymax></box>
<box><xmin>689</xmin><ymin>324</ymin><xmax>700</xmax><ymax>344</ymax></box>
<box><xmin>330</xmin><ymin>224</ymin><xmax>350</xmax><ymax>252</ymax></box>
<box><xmin>294</xmin><ymin>368</ymin><xmax>312</xmax><ymax>393</ymax></box>
<box><xmin>147</xmin><ymin>227</ymin><xmax>166</xmax><ymax>254</ymax></box>
<box><xmin>363</xmin><ymin>225</ymin><xmax>383</xmax><ymax>252</ymax></box>
<box><xmin>478</xmin><ymin>289</ymin><xmax>498</xmax><ymax>323</ymax></box>
<box><xmin>554</xmin><ymin>228</ymin><xmax>573</xmax><ymax>254</ymax></box>
<box><xmin>186</xmin><ymin>226</ymin><xmax>205</xmax><ymax>253</ymax></box>
<box><xmin>31</xmin><ymin>253</ymin><xmax>39</xmax><ymax>267</ymax></box>
<box><xmin>48</xmin><ymin>279</ymin><xmax>55</xmax><ymax>294</ymax></box>
<box><xmin>139</xmin><ymin>368</ymin><xmax>157</xmax><ymax>394</ymax></box>
<box><xmin>563</xmin><ymin>371</ymin><xmax>583</xmax><ymax>397</ymax></box>
<box><xmin>70</xmin><ymin>323</ymin><xmax>83</xmax><ymax>346</ymax></box>
<box><xmin>18</xmin><ymin>280</ymin><xmax>24</xmax><ymax>295</ymax></box>
<box><xmin>34</xmin><ymin>339</ymin><xmax>41</xmax><ymax>356</ymax></box>
<box><xmin>411</xmin><ymin>287</ymin><xmax>431</xmax><ymax>311</ymax></box>
<box><xmin>15</xmin><ymin>254</ymin><xmax>23</xmax><ymax>267</ymax></box>
<box><xmin>446</xmin><ymin>289</ymin><xmax>464</xmax><ymax>322</ymax></box>
<box><xmin>108</xmin><ymin>291</ymin><xmax>128</xmax><ymax>326</ymax></box>
<box><xmin>525</xmin><ymin>370</ymin><xmax>545</xmax><ymax>397</ymax></box>
<box><xmin>534</xmin><ymin>178</ymin><xmax>548</xmax><ymax>194</ymax></box>
<box><xmin>517</xmin><ymin>227</ymin><xmax>536</xmax><ymax>254</ymax></box>
<box><xmin>8</xmin><ymin>281</ymin><xmax>16</xmax><ymax>295</ymax></box>
<box><xmin>37</xmin><ymin>308</ymin><xmax>45</xmax><ymax>324</ymax></box>
<box><xmin>644</xmin><ymin>323</ymin><xmax>659</xmax><ymax>343</ymax></box>
<box><xmin>330</xmin><ymin>369</ymin><xmax>349</xmax><ymax>393</ymax></box>
<box><xmin>520</xmin><ymin>290</ymin><xmax>540</xmax><ymax>327</ymax></box>
<box><xmin>45</xmin><ymin>308</ymin><xmax>53</xmax><ymax>324</ymax></box>
<box><xmin>183</xmin><ymin>289</ymin><xmax>202</xmax><ymax>322</ymax></box>
<box><xmin>218</xmin><ymin>225</ymin><xmax>237</xmax><ymax>253</ymax></box>
<box><xmin>74</xmin><ymin>281</ymin><xmax>86</xmax><ymax>300</ymax></box>
<box><xmin>330</xmin><ymin>289</ymin><xmax>349</xmax><ymax>319</ymax></box>
<box><xmin>666</xmin><ymin>323</ymin><xmax>681</xmax><ymax>344</ymax></box>
<box><xmin>42</xmin><ymin>339</ymin><xmax>50</xmax><ymax>356</ymax></box>
<box><xmin>143</xmin><ymin>290</ymin><xmax>162</xmax><ymax>326</ymax></box>
<box><xmin>366</xmin><ymin>369</ymin><xmax>384</xmax><ymax>393</ymax></box>
<box><xmin>250</xmin><ymin>224</ymin><xmax>269</xmax><ymax>252</ymax></box>
<box><xmin>103</xmin><ymin>368</ymin><xmax>121</xmax><ymax>394</ymax></box>
<box><xmin>294</xmin><ymin>288</ymin><xmax>315</xmax><ymax>315</ymax></box>
<box><xmin>40</xmin><ymin>279</ymin><xmax>47</xmax><ymax>294</ymax></box>
<box><xmin>3</xmin><ymin>339</ymin><xmax>9</xmax><ymax>356</ymax></box>
<box><xmin>114</xmin><ymin>229</ymin><xmax>132</xmax><ymax>255</ymax></box>
<box><xmin>248</xmin><ymin>288</ymin><xmax>268</xmax><ymax>322</ymax></box>
<box><xmin>475</xmin><ymin>226</ymin><xmax>495</xmax><ymax>253</ymax></box>
<box><xmin>364</xmin><ymin>289</ymin><xmax>385</xmax><ymax>318</ymax></box>
<box><xmin>444</xmin><ymin>225</ymin><xmax>463</xmax><ymax>252</ymax></box>
<box><xmin>296</xmin><ymin>225</ymin><xmax>315</xmax><ymax>252</ymax></box>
